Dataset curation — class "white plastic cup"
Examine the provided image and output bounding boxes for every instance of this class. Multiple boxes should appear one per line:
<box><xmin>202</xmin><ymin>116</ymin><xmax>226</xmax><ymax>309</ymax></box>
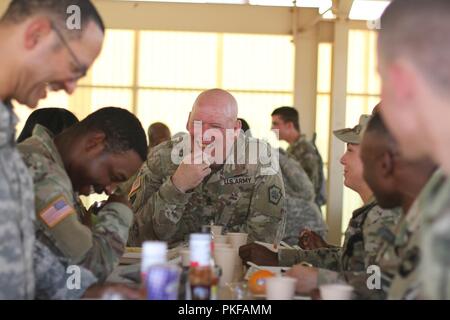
<box><xmin>213</xmin><ymin>235</ymin><xmax>229</xmax><ymax>244</ymax></box>
<box><xmin>265</xmin><ymin>277</ymin><xmax>297</xmax><ymax>300</ymax></box>
<box><xmin>226</xmin><ymin>232</ymin><xmax>248</xmax><ymax>249</ymax></box>
<box><xmin>213</xmin><ymin>247</ymin><xmax>236</xmax><ymax>286</ymax></box>
<box><xmin>226</xmin><ymin>233</ymin><xmax>248</xmax><ymax>282</ymax></box>
<box><xmin>213</xmin><ymin>243</ymin><xmax>232</xmax><ymax>249</ymax></box>
<box><xmin>319</xmin><ymin>284</ymin><xmax>354</xmax><ymax>300</ymax></box>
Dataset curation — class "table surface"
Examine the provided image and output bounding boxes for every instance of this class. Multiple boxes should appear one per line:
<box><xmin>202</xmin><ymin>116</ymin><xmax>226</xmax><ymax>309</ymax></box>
<box><xmin>107</xmin><ymin>261</ymin><xmax>311</xmax><ymax>300</ymax></box>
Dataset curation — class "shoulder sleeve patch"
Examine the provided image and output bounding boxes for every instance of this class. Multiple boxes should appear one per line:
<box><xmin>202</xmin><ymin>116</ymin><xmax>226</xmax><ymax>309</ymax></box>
<box><xmin>39</xmin><ymin>195</ymin><xmax>75</xmax><ymax>228</ymax></box>
<box><xmin>268</xmin><ymin>185</ymin><xmax>282</xmax><ymax>205</ymax></box>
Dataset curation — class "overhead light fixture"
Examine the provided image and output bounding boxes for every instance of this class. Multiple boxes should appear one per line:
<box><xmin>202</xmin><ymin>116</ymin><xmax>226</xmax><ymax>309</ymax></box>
<box><xmin>349</xmin><ymin>0</ymin><xmax>390</xmax><ymax>21</ymax></box>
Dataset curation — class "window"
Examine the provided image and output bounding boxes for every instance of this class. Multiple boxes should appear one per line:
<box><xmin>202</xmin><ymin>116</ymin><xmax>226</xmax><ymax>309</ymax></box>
<box><xmin>315</xmin><ymin>42</ymin><xmax>333</xmax><ymax>220</ymax></box>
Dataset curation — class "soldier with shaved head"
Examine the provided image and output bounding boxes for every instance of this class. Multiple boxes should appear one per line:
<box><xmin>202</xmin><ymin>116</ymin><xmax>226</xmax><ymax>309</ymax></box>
<box><xmin>128</xmin><ymin>89</ymin><xmax>285</xmax><ymax>246</ymax></box>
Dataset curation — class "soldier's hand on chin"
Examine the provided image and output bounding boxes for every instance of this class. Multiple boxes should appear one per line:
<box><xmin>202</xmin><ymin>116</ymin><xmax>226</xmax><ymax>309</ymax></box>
<box><xmin>172</xmin><ymin>153</ymin><xmax>212</xmax><ymax>193</ymax></box>
<box><xmin>83</xmin><ymin>283</ymin><xmax>142</xmax><ymax>300</ymax></box>
<box><xmin>239</xmin><ymin>243</ymin><xmax>279</xmax><ymax>266</ymax></box>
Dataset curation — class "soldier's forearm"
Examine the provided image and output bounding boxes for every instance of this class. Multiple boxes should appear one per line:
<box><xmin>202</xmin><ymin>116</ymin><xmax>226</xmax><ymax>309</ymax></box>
<box><xmin>149</xmin><ymin>178</ymin><xmax>193</xmax><ymax>241</ymax></box>
<box><xmin>97</xmin><ymin>202</ymin><xmax>134</xmax><ymax>243</ymax></box>
<box><xmin>76</xmin><ymin>203</ymin><xmax>133</xmax><ymax>281</ymax></box>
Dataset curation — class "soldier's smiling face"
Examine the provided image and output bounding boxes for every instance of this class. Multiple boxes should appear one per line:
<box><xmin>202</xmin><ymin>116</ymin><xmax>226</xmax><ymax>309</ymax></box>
<box><xmin>339</xmin><ymin>143</ymin><xmax>366</xmax><ymax>192</ymax></box>
<box><xmin>16</xmin><ymin>19</ymin><xmax>104</xmax><ymax>108</ymax></box>
<box><xmin>67</xmin><ymin>131</ymin><xmax>143</xmax><ymax>196</ymax></box>
<box><xmin>187</xmin><ymin>91</ymin><xmax>241</xmax><ymax>164</ymax></box>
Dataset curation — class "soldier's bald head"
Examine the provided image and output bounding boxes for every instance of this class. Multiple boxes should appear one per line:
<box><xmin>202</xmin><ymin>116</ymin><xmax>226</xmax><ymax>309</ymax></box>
<box><xmin>379</xmin><ymin>0</ymin><xmax>450</xmax><ymax>96</ymax></box>
<box><xmin>191</xmin><ymin>89</ymin><xmax>238</xmax><ymax>126</ymax></box>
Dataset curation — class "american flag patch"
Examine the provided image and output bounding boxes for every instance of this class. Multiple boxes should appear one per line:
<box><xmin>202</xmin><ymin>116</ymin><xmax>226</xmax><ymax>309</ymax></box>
<box><xmin>39</xmin><ymin>196</ymin><xmax>75</xmax><ymax>228</ymax></box>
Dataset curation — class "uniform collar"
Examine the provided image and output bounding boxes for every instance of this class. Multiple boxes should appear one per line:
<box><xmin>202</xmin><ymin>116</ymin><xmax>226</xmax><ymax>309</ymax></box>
<box><xmin>289</xmin><ymin>134</ymin><xmax>306</xmax><ymax>149</ymax></box>
<box><xmin>352</xmin><ymin>197</ymin><xmax>377</xmax><ymax>218</ymax></box>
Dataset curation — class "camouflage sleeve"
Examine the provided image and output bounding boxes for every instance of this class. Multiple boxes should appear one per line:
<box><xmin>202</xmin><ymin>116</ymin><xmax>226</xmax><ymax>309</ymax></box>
<box><xmin>34</xmin><ymin>240</ymin><xmax>97</xmax><ymax>300</ymax></box>
<box><xmin>27</xmin><ymin>153</ymin><xmax>133</xmax><ymax>282</ymax></box>
<box><xmin>246</xmin><ymin>168</ymin><xmax>285</xmax><ymax>244</ymax></box>
<box><xmin>300</xmin><ymin>151</ymin><xmax>321</xmax><ymax>194</ymax></box>
<box><xmin>278</xmin><ymin>247</ymin><xmax>342</xmax><ymax>270</ymax></box>
<box><xmin>282</xmin><ymin>198</ymin><xmax>327</xmax><ymax>246</ymax></box>
<box><xmin>77</xmin><ymin>202</ymin><xmax>133</xmax><ymax>282</ymax></box>
<box><xmin>362</xmin><ymin>206</ymin><xmax>401</xmax><ymax>267</ymax></box>
<box><xmin>129</xmin><ymin>151</ymin><xmax>192</xmax><ymax>242</ymax></box>
<box><xmin>422</xmin><ymin>208</ymin><xmax>450</xmax><ymax>299</ymax></box>
<box><xmin>0</xmin><ymin>200</ymin><xmax>32</xmax><ymax>299</ymax></box>
<box><xmin>279</xmin><ymin>152</ymin><xmax>327</xmax><ymax>246</ymax></box>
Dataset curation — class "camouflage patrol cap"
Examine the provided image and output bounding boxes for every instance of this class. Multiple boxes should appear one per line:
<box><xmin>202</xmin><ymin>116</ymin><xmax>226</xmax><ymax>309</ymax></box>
<box><xmin>333</xmin><ymin>114</ymin><xmax>371</xmax><ymax>144</ymax></box>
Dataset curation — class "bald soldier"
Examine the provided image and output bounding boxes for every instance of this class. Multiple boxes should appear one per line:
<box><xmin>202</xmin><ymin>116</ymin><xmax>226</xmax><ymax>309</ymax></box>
<box><xmin>378</xmin><ymin>0</ymin><xmax>450</xmax><ymax>299</ymax></box>
<box><xmin>128</xmin><ymin>89</ymin><xmax>285</xmax><ymax>246</ymax></box>
<box><xmin>19</xmin><ymin>107</ymin><xmax>147</xmax><ymax>282</ymax></box>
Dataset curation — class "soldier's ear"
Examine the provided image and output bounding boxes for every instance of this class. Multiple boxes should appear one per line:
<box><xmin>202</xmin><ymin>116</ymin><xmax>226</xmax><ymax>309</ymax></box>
<box><xmin>234</xmin><ymin>119</ymin><xmax>242</xmax><ymax>137</ymax></box>
<box><xmin>84</xmin><ymin>131</ymin><xmax>107</xmax><ymax>154</ymax></box>
<box><xmin>235</xmin><ymin>119</ymin><xmax>242</xmax><ymax>131</ymax></box>
<box><xmin>381</xmin><ymin>151</ymin><xmax>394</xmax><ymax>177</ymax></box>
<box><xmin>23</xmin><ymin>18</ymin><xmax>52</xmax><ymax>50</ymax></box>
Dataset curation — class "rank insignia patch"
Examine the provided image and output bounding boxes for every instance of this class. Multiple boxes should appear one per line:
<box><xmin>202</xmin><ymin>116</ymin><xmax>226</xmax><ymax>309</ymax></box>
<box><xmin>268</xmin><ymin>185</ymin><xmax>282</xmax><ymax>205</ymax></box>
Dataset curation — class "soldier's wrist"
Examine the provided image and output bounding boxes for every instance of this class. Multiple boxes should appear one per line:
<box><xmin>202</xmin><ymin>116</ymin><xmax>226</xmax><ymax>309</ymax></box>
<box><xmin>171</xmin><ymin>175</ymin><xmax>187</xmax><ymax>193</ymax></box>
<box><xmin>162</xmin><ymin>177</ymin><xmax>192</xmax><ymax>203</ymax></box>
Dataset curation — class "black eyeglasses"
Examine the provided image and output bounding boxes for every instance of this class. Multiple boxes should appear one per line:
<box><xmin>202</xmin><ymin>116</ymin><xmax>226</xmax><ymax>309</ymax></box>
<box><xmin>50</xmin><ymin>22</ymin><xmax>88</xmax><ymax>80</ymax></box>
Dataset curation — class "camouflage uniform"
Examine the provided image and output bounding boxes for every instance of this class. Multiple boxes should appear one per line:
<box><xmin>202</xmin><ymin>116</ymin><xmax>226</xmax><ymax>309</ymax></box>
<box><xmin>128</xmin><ymin>132</ymin><xmax>286</xmax><ymax>246</ymax></box>
<box><xmin>18</xmin><ymin>125</ymin><xmax>133</xmax><ymax>282</ymax></box>
<box><xmin>279</xmin><ymin>199</ymin><xmax>401</xmax><ymax>284</ymax></box>
<box><xmin>278</xmin><ymin>114</ymin><xmax>402</xmax><ymax>298</ymax></box>
<box><xmin>380</xmin><ymin>203</ymin><xmax>421</xmax><ymax>300</ymax></box>
<box><xmin>286</xmin><ymin>135</ymin><xmax>324</xmax><ymax>207</ymax></box>
<box><xmin>372</xmin><ymin>171</ymin><xmax>444</xmax><ymax>300</ymax></box>
<box><xmin>0</xmin><ymin>101</ymin><xmax>96</xmax><ymax>299</ymax></box>
<box><xmin>420</xmin><ymin>170</ymin><xmax>450</xmax><ymax>299</ymax></box>
<box><xmin>278</xmin><ymin>148</ymin><xmax>327</xmax><ymax>245</ymax></box>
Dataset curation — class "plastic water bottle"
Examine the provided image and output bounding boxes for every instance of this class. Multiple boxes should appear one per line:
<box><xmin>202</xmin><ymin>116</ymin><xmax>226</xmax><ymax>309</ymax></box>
<box><xmin>189</xmin><ymin>234</ymin><xmax>214</xmax><ymax>300</ymax></box>
<box><xmin>141</xmin><ymin>241</ymin><xmax>181</xmax><ymax>300</ymax></box>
